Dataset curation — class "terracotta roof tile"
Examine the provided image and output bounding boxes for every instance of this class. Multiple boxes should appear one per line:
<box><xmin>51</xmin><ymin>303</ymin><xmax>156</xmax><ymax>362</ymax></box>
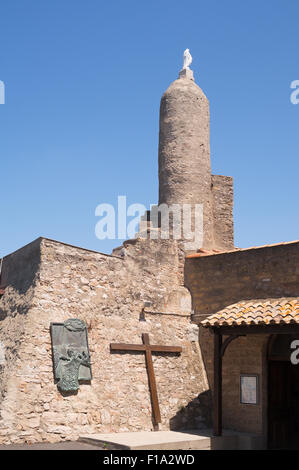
<box><xmin>201</xmin><ymin>297</ymin><xmax>299</xmax><ymax>327</ymax></box>
<box><xmin>186</xmin><ymin>239</ymin><xmax>299</xmax><ymax>259</ymax></box>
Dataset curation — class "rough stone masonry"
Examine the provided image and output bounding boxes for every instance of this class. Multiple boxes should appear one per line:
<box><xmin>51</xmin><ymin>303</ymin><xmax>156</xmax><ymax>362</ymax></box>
<box><xmin>0</xmin><ymin>59</ymin><xmax>234</xmax><ymax>444</ymax></box>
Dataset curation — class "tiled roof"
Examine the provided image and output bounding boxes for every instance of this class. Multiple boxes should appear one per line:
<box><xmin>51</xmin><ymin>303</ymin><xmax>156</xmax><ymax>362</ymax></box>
<box><xmin>186</xmin><ymin>248</ymin><xmax>224</xmax><ymax>258</ymax></box>
<box><xmin>186</xmin><ymin>240</ymin><xmax>299</xmax><ymax>259</ymax></box>
<box><xmin>201</xmin><ymin>298</ymin><xmax>299</xmax><ymax>327</ymax></box>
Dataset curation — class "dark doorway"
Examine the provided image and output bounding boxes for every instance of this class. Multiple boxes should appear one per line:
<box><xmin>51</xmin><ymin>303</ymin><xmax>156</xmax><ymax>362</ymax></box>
<box><xmin>268</xmin><ymin>335</ymin><xmax>299</xmax><ymax>449</ymax></box>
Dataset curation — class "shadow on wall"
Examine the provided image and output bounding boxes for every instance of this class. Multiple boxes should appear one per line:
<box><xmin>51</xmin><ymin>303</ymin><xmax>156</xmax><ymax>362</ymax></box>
<box><xmin>0</xmin><ymin>238</ymin><xmax>42</xmax><ymax>295</ymax></box>
<box><xmin>0</xmin><ymin>239</ymin><xmax>42</xmax><ymax>321</ymax></box>
<box><xmin>169</xmin><ymin>390</ymin><xmax>212</xmax><ymax>431</ymax></box>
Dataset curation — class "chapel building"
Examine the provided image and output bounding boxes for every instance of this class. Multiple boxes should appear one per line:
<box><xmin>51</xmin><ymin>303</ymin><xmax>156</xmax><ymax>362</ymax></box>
<box><xmin>0</xmin><ymin>55</ymin><xmax>298</xmax><ymax>450</ymax></box>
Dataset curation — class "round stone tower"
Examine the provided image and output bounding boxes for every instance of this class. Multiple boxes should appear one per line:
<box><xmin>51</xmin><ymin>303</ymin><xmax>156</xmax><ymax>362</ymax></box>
<box><xmin>158</xmin><ymin>57</ymin><xmax>214</xmax><ymax>249</ymax></box>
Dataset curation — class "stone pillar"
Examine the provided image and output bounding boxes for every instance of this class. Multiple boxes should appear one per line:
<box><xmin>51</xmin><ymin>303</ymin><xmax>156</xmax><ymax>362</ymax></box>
<box><xmin>158</xmin><ymin>67</ymin><xmax>214</xmax><ymax>250</ymax></box>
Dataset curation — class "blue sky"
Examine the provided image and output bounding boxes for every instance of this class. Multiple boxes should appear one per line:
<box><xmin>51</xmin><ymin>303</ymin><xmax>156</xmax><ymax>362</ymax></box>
<box><xmin>0</xmin><ymin>0</ymin><xmax>298</xmax><ymax>257</ymax></box>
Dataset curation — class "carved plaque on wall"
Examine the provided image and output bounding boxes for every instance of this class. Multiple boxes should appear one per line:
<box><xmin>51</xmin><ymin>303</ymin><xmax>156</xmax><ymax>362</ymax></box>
<box><xmin>50</xmin><ymin>318</ymin><xmax>92</xmax><ymax>392</ymax></box>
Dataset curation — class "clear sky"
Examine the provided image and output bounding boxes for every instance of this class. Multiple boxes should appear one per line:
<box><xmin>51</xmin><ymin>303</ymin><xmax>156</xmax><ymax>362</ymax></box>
<box><xmin>0</xmin><ymin>0</ymin><xmax>298</xmax><ymax>258</ymax></box>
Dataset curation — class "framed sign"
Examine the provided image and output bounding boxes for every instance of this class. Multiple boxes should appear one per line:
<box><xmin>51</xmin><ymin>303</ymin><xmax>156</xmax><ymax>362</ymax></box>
<box><xmin>240</xmin><ymin>374</ymin><xmax>259</xmax><ymax>405</ymax></box>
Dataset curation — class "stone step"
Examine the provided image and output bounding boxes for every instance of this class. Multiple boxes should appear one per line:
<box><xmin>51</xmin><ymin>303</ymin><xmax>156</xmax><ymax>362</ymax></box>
<box><xmin>79</xmin><ymin>430</ymin><xmax>238</xmax><ymax>451</ymax></box>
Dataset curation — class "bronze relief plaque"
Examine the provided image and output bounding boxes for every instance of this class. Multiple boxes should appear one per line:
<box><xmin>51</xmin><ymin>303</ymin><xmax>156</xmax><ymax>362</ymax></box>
<box><xmin>50</xmin><ymin>318</ymin><xmax>92</xmax><ymax>392</ymax></box>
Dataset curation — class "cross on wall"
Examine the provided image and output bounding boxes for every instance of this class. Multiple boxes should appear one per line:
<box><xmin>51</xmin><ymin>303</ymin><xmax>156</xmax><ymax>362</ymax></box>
<box><xmin>110</xmin><ymin>333</ymin><xmax>182</xmax><ymax>431</ymax></box>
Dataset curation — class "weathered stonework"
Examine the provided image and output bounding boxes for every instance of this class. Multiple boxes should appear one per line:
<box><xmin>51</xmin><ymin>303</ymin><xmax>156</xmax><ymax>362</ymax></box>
<box><xmin>158</xmin><ymin>74</ymin><xmax>234</xmax><ymax>251</ymax></box>
<box><xmin>199</xmin><ymin>327</ymin><xmax>269</xmax><ymax>437</ymax></box>
<box><xmin>185</xmin><ymin>241</ymin><xmax>299</xmax><ymax>439</ymax></box>
<box><xmin>0</xmin><ymin>237</ymin><xmax>210</xmax><ymax>444</ymax></box>
<box><xmin>0</xmin><ymin>66</ymin><xmax>236</xmax><ymax>445</ymax></box>
<box><xmin>185</xmin><ymin>241</ymin><xmax>299</xmax><ymax>322</ymax></box>
<box><xmin>211</xmin><ymin>175</ymin><xmax>234</xmax><ymax>251</ymax></box>
<box><xmin>2</xmin><ymin>57</ymin><xmax>294</xmax><ymax>449</ymax></box>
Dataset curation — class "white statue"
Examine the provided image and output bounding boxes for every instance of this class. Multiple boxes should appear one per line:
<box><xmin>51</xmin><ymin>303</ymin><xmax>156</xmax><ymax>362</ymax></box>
<box><xmin>182</xmin><ymin>48</ymin><xmax>192</xmax><ymax>70</ymax></box>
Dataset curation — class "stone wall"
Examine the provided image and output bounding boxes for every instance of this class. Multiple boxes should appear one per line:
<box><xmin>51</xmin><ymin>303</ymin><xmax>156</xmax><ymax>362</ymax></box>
<box><xmin>158</xmin><ymin>75</ymin><xmax>214</xmax><ymax>251</ymax></box>
<box><xmin>0</xmin><ymin>239</ymin><xmax>41</xmax><ymax>429</ymax></box>
<box><xmin>199</xmin><ymin>328</ymin><xmax>269</xmax><ymax>436</ymax></box>
<box><xmin>157</xmin><ymin>74</ymin><xmax>234</xmax><ymax>252</ymax></box>
<box><xmin>185</xmin><ymin>241</ymin><xmax>299</xmax><ymax>438</ymax></box>
<box><xmin>185</xmin><ymin>241</ymin><xmax>299</xmax><ymax>322</ymax></box>
<box><xmin>138</xmin><ymin>173</ymin><xmax>234</xmax><ymax>254</ymax></box>
<box><xmin>211</xmin><ymin>175</ymin><xmax>234</xmax><ymax>251</ymax></box>
<box><xmin>0</xmin><ymin>237</ymin><xmax>210</xmax><ymax>444</ymax></box>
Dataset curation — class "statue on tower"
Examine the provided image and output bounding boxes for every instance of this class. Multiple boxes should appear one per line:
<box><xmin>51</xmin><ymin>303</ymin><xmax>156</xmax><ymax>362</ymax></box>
<box><xmin>179</xmin><ymin>49</ymin><xmax>194</xmax><ymax>80</ymax></box>
<box><xmin>182</xmin><ymin>48</ymin><xmax>192</xmax><ymax>70</ymax></box>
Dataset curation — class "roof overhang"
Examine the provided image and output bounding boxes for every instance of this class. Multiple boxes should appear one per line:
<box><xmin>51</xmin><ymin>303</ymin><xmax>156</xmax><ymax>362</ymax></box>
<box><xmin>210</xmin><ymin>323</ymin><xmax>299</xmax><ymax>336</ymax></box>
<box><xmin>199</xmin><ymin>298</ymin><xmax>299</xmax><ymax>335</ymax></box>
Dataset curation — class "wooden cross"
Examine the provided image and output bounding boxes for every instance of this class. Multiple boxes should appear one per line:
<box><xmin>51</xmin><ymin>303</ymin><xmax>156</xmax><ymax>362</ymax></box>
<box><xmin>110</xmin><ymin>333</ymin><xmax>182</xmax><ymax>430</ymax></box>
